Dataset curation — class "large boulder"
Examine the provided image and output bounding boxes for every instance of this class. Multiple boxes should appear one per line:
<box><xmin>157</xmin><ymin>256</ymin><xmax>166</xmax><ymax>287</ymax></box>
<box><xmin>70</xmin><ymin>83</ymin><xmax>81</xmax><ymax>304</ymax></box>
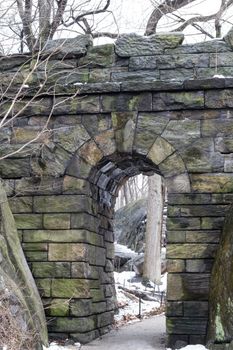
<box><xmin>208</xmin><ymin>204</ymin><xmax>233</xmax><ymax>344</ymax></box>
<box><xmin>114</xmin><ymin>198</ymin><xmax>147</xmax><ymax>252</ymax></box>
<box><xmin>0</xmin><ymin>180</ymin><xmax>48</xmax><ymax>349</ymax></box>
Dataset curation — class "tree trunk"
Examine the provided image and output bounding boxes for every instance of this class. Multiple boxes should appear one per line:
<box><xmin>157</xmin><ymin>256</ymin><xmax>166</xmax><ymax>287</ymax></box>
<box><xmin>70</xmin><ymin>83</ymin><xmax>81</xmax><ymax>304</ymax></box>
<box><xmin>143</xmin><ymin>174</ymin><xmax>163</xmax><ymax>285</ymax></box>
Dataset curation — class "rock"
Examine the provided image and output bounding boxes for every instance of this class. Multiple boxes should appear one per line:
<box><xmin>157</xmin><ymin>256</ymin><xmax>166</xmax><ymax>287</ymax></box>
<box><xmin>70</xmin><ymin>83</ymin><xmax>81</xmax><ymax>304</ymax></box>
<box><xmin>115</xmin><ymin>32</ymin><xmax>184</xmax><ymax>57</ymax></box>
<box><xmin>114</xmin><ymin>243</ymin><xmax>137</xmax><ymax>268</ymax></box>
<box><xmin>114</xmin><ymin>199</ymin><xmax>147</xmax><ymax>252</ymax></box>
<box><xmin>208</xmin><ymin>204</ymin><xmax>233</xmax><ymax>343</ymax></box>
<box><xmin>43</xmin><ymin>35</ymin><xmax>93</xmax><ymax>58</ymax></box>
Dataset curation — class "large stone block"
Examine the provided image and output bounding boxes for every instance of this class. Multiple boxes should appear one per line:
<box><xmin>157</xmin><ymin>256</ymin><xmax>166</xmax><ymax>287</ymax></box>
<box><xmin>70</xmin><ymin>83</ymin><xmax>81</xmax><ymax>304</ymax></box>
<box><xmin>168</xmin><ymin>193</ymin><xmax>212</xmax><ymax>205</ymax></box>
<box><xmin>167</xmin><ymin>217</ymin><xmax>201</xmax><ymax>231</ymax></box>
<box><xmin>148</xmin><ymin>136</ymin><xmax>175</xmax><ymax>165</ymax></box>
<box><xmin>78</xmin><ymin>44</ymin><xmax>115</xmax><ymax>68</ymax></box>
<box><xmin>153</xmin><ymin>91</ymin><xmax>204</xmax><ymax>111</ymax></box>
<box><xmin>167</xmin><ymin>273</ymin><xmax>210</xmax><ymax>300</ymax></box>
<box><xmin>49</xmin><ymin>299</ymin><xmax>69</xmax><ymax>317</ymax></box>
<box><xmin>205</xmin><ymin>90</ymin><xmax>233</xmax><ymax>109</ymax></box>
<box><xmin>112</xmin><ymin>112</ymin><xmax>137</xmax><ymax>153</ymax></box>
<box><xmin>15</xmin><ymin>177</ymin><xmax>63</xmax><ymax>195</ymax></box>
<box><xmin>51</xmin><ymin>279</ymin><xmax>91</xmax><ymax>298</ymax></box>
<box><xmin>129</xmin><ymin>56</ymin><xmax>157</xmax><ymax>70</ymax></box>
<box><xmin>48</xmin><ymin>316</ymin><xmax>95</xmax><ymax>333</ymax></box>
<box><xmin>167</xmin><ymin>243</ymin><xmax>218</xmax><ymax>259</ymax></box>
<box><xmin>185</xmin><ymin>230</ymin><xmax>220</xmax><ymax>243</ymax></box>
<box><xmin>186</xmin><ymin>259</ymin><xmax>213</xmax><ymax>273</ymax></box>
<box><xmin>70</xmin><ymin>299</ymin><xmax>92</xmax><ymax>317</ymax></box>
<box><xmin>111</xmin><ymin>70</ymin><xmax>159</xmax><ymax>82</ymax></box>
<box><xmin>134</xmin><ymin>113</ymin><xmax>169</xmax><ymax>155</ymax></box>
<box><xmin>167</xmin><ymin>259</ymin><xmax>185</xmax><ymax>272</ymax></box>
<box><xmin>166</xmin><ymin>301</ymin><xmax>183</xmax><ymax>317</ymax></box>
<box><xmin>100</xmin><ymin>93</ymin><xmax>152</xmax><ymax>112</ymax></box>
<box><xmin>191</xmin><ymin>173</ymin><xmax>233</xmax><ymax>193</ymax></box>
<box><xmin>43</xmin><ymin>214</ymin><xmax>70</xmax><ymax>229</ymax></box>
<box><xmin>115</xmin><ymin>33</ymin><xmax>184</xmax><ymax>57</ymax></box>
<box><xmin>14</xmin><ymin>214</ymin><xmax>43</xmax><ymax>229</ymax></box>
<box><xmin>24</xmin><ymin>251</ymin><xmax>48</xmax><ymax>261</ymax></box>
<box><xmin>48</xmin><ymin>243</ymin><xmax>88</xmax><ymax>261</ymax></box>
<box><xmin>167</xmin><ymin>317</ymin><xmax>208</xmax><ymax>334</ymax></box>
<box><xmin>157</xmin><ymin>53</ymin><xmax>209</xmax><ymax>69</ymax></box>
<box><xmin>34</xmin><ymin>195</ymin><xmax>92</xmax><ymax>213</ymax></box>
<box><xmin>159</xmin><ymin>153</ymin><xmax>186</xmax><ymax>177</ymax></box>
<box><xmin>53</xmin><ymin>95</ymin><xmax>100</xmax><ymax>114</ymax></box>
<box><xmin>53</xmin><ymin>125</ymin><xmax>90</xmax><ymax>153</ymax></box>
<box><xmin>0</xmin><ymin>158</ymin><xmax>30</xmax><ymax>178</ymax></box>
<box><xmin>71</xmin><ymin>213</ymin><xmax>99</xmax><ymax>232</ymax></box>
<box><xmin>32</xmin><ymin>262</ymin><xmax>70</xmax><ymax>278</ymax></box>
<box><xmin>71</xmin><ymin>262</ymin><xmax>98</xmax><ymax>279</ymax></box>
<box><xmin>169</xmin><ymin>204</ymin><xmax>227</xmax><ymax>217</ymax></box>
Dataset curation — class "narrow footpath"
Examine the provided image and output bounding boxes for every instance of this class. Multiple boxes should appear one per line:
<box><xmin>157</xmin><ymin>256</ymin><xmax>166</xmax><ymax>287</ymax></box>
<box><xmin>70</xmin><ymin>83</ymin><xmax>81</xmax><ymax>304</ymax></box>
<box><xmin>81</xmin><ymin>315</ymin><xmax>166</xmax><ymax>350</ymax></box>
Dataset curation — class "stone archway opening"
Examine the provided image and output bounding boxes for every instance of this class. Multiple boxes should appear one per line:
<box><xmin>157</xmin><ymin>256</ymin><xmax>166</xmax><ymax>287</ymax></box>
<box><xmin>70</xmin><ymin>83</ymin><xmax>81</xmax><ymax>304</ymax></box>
<box><xmin>88</xmin><ymin>152</ymin><xmax>167</xmax><ymax>342</ymax></box>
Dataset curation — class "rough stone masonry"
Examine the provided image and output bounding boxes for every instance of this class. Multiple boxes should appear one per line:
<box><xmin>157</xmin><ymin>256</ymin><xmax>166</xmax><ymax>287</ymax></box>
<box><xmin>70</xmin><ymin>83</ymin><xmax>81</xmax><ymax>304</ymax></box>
<box><xmin>1</xmin><ymin>29</ymin><xmax>233</xmax><ymax>348</ymax></box>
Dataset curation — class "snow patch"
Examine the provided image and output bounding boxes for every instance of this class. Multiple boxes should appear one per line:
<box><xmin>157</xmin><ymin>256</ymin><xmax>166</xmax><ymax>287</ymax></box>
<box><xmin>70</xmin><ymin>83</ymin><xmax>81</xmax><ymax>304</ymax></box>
<box><xmin>167</xmin><ymin>345</ymin><xmax>208</xmax><ymax>350</ymax></box>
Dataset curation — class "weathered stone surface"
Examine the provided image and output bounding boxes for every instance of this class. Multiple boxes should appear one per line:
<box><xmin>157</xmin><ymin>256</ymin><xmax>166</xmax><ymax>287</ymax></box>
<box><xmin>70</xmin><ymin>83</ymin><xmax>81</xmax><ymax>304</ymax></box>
<box><xmin>49</xmin><ymin>243</ymin><xmax>88</xmax><ymax>261</ymax></box>
<box><xmin>15</xmin><ymin>177</ymin><xmax>63</xmax><ymax>195</ymax></box>
<box><xmin>129</xmin><ymin>56</ymin><xmax>157</xmax><ymax>70</ymax></box>
<box><xmin>208</xmin><ymin>204</ymin><xmax>233</xmax><ymax>343</ymax></box>
<box><xmin>167</xmin><ymin>273</ymin><xmax>210</xmax><ymax>300</ymax></box>
<box><xmin>25</xmin><ymin>250</ymin><xmax>48</xmax><ymax>261</ymax></box>
<box><xmin>111</xmin><ymin>70</ymin><xmax>159</xmax><ymax>81</ymax></box>
<box><xmin>43</xmin><ymin>214</ymin><xmax>70</xmax><ymax>229</ymax></box>
<box><xmin>166</xmin><ymin>301</ymin><xmax>183</xmax><ymax>317</ymax></box>
<box><xmin>115</xmin><ymin>33</ymin><xmax>184</xmax><ymax>57</ymax></box>
<box><xmin>71</xmin><ymin>213</ymin><xmax>99</xmax><ymax>232</ymax></box>
<box><xmin>191</xmin><ymin>173</ymin><xmax>233</xmax><ymax>193</ymax></box>
<box><xmin>162</xmin><ymin>120</ymin><xmax>200</xmax><ymax>150</ymax></box>
<box><xmin>49</xmin><ymin>299</ymin><xmax>69</xmax><ymax>317</ymax></box>
<box><xmin>185</xmin><ymin>230</ymin><xmax>220</xmax><ymax>243</ymax></box>
<box><xmin>101</xmin><ymin>93</ymin><xmax>152</xmax><ymax>112</ymax></box>
<box><xmin>168</xmin><ymin>204</ymin><xmax>227</xmax><ymax>217</ymax></box>
<box><xmin>70</xmin><ymin>299</ymin><xmax>92</xmax><ymax>317</ymax></box>
<box><xmin>159</xmin><ymin>53</ymin><xmax>209</xmax><ymax>69</ymax></box>
<box><xmin>167</xmin><ymin>317</ymin><xmax>208</xmax><ymax>335</ymax></box>
<box><xmin>53</xmin><ymin>95</ymin><xmax>100</xmax><ymax>115</ymax></box>
<box><xmin>205</xmin><ymin>90</ymin><xmax>233</xmax><ymax>109</ymax></box>
<box><xmin>153</xmin><ymin>91</ymin><xmax>204</xmax><ymax>111</ymax></box>
<box><xmin>34</xmin><ymin>195</ymin><xmax>92</xmax><ymax>213</ymax></box>
<box><xmin>186</xmin><ymin>259</ymin><xmax>213</xmax><ymax>273</ymax></box>
<box><xmin>201</xmin><ymin>217</ymin><xmax>225</xmax><ymax>230</ymax></box>
<box><xmin>0</xmin><ymin>158</ymin><xmax>30</xmax><ymax>178</ymax></box>
<box><xmin>32</xmin><ymin>262</ymin><xmax>70</xmax><ymax>278</ymax></box>
<box><xmin>148</xmin><ymin>136</ymin><xmax>175</xmax><ymax>165</ymax></box>
<box><xmin>78</xmin><ymin>44</ymin><xmax>115</xmax><ymax>68</ymax></box>
<box><xmin>112</xmin><ymin>112</ymin><xmax>137</xmax><ymax>153</ymax></box>
<box><xmin>167</xmin><ymin>217</ymin><xmax>201</xmax><ymax>230</ymax></box>
<box><xmin>14</xmin><ymin>213</ymin><xmax>43</xmax><ymax>229</ymax></box>
<box><xmin>43</xmin><ymin>35</ymin><xmax>93</xmax><ymax>58</ymax></box>
<box><xmin>66</xmin><ymin>154</ymin><xmax>92</xmax><ymax>179</ymax></box>
<box><xmin>9</xmin><ymin>196</ymin><xmax>33</xmax><ymax>213</ymax></box>
<box><xmin>165</xmin><ymin>40</ymin><xmax>230</xmax><ymax>54</ymax></box>
<box><xmin>48</xmin><ymin>316</ymin><xmax>95</xmax><ymax>332</ymax></box>
<box><xmin>224</xmin><ymin>26</ymin><xmax>233</xmax><ymax>49</ymax></box>
<box><xmin>167</xmin><ymin>259</ymin><xmax>185</xmax><ymax>272</ymax></box>
<box><xmin>159</xmin><ymin>153</ymin><xmax>186</xmax><ymax>177</ymax></box>
<box><xmin>167</xmin><ymin>244</ymin><xmax>217</xmax><ymax>259</ymax></box>
<box><xmin>168</xmin><ymin>193</ymin><xmax>212</xmax><ymax>205</ymax></box>
<box><xmin>71</xmin><ymin>262</ymin><xmax>98</xmax><ymax>279</ymax></box>
<box><xmin>53</xmin><ymin>125</ymin><xmax>90</xmax><ymax>153</ymax></box>
<box><xmin>78</xmin><ymin>141</ymin><xmax>103</xmax><ymax>165</ymax></box>
<box><xmin>166</xmin><ymin>173</ymin><xmax>191</xmax><ymax>193</ymax></box>
<box><xmin>51</xmin><ymin>279</ymin><xmax>91</xmax><ymax>298</ymax></box>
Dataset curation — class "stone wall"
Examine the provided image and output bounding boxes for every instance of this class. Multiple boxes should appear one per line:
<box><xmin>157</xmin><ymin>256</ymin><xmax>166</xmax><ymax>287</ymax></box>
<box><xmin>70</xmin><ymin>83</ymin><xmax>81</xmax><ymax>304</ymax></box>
<box><xmin>1</xmin><ymin>32</ymin><xmax>233</xmax><ymax>347</ymax></box>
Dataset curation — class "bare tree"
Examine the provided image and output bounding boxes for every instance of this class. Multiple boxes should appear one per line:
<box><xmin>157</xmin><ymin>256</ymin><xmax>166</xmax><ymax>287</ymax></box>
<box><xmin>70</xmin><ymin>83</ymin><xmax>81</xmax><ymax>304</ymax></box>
<box><xmin>146</xmin><ymin>0</ymin><xmax>233</xmax><ymax>38</ymax></box>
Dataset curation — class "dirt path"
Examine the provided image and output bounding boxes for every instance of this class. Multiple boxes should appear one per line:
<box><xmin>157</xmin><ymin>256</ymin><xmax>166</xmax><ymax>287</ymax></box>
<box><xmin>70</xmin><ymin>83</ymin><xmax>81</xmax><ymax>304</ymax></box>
<box><xmin>81</xmin><ymin>315</ymin><xmax>166</xmax><ymax>350</ymax></box>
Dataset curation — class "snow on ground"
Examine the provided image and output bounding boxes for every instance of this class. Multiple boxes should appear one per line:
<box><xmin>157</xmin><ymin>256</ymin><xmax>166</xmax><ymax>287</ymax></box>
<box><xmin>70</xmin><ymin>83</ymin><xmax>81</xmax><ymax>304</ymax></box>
<box><xmin>114</xmin><ymin>271</ymin><xmax>167</xmax><ymax>324</ymax></box>
<box><xmin>43</xmin><ymin>342</ymin><xmax>81</xmax><ymax>350</ymax></box>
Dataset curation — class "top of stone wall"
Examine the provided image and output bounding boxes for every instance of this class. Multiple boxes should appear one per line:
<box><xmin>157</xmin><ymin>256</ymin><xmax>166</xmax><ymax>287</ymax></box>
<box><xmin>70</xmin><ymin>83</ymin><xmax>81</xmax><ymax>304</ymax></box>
<box><xmin>1</xmin><ymin>29</ymin><xmax>233</xmax><ymax>92</ymax></box>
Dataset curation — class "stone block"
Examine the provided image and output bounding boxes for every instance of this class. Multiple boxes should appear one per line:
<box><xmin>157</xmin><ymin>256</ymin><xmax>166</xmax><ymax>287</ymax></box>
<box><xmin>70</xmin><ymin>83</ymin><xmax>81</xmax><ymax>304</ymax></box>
<box><xmin>24</xmin><ymin>251</ymin><xmax>48</xmax><ymax>261</ymax></box>
<box><xmin>31</xmin><ymin>262</ymin><xmax>70</xmax><ymax>278</ymax></box>
<box><xmin>172</xmin><ymin>204</ymin><xmax>227</xmax><ymax>217</ymax></box>
<box><xmin>71</xmin><ymin>330</ymin><xmax>99</xmax><ymax>344</ymax></box>
<box><xmin>51</xmin><ymin>279</ymin><xmax>91</xmax><ymax>298</ymax></box>
<box><xmin>167</xmin><ymin>273</ymin><xmax>210</xmax><ymax>301</ymax></box>
<box><xmin>111</xmin><ymin>70</ymin><xmax>159</xmax><ymax>82</ymax></box>
<box><xmin>129</xmin><ymin>56</ymin><xmax>157</xmax><ymax>70</ymax></box>
<box><xmin>43</xmin><ymin>214</ymin><xmax>70</xmax><ymax>229</ymax></box>
<box><xmin>35</xmin><ymin>278</ymin><xmax>51</xmax><ymax>297</ymax></box>
<box><xmin>78</xmin><ymin>141</ymin><xmax>103</xmax><ymax>166</ymax></box>
<box><xmin>167</xmin><ymin>231</ymin><xmax>186</xmax><ymax>243</ymax></box>
<box><xmin>166</xmin><ymin>173</ymin><xmax>191</xmax><ymax>193</ymax></box>
<box><xmin>34</xmin><ymin>195</ymin><xmax>92</xmax><ymax>213</ymax></box>
<box><xmin>92</xmin><ymin>301</ymin><xmax>107</xmax><ymax>314</ymax></box>
<box><xmin>14</xmin><ymin>214</ymin><xmax>42</xmax><ymax>229</ymax></box>
<box><xmin>157</xmin><ymin>53</ymin><xmax>209</xmax><ymax>69</ymax></box>
<box><xmin>100</xmin><ymin>93</ymin><xmax>152</xmax><ymax>112</ymax></box>
<box><xmin>53</xmin><ymin>125</ymin><xmax>90</xmax><ymax>153</ymax></box>
<box><xmin>160</xmin><ymin>68</ymin><xmax>194</xmax><ymax>81</ymax></box>
<box><xmin>66</xmin><ymin>155</ymin><xmax>92</xmax><ymax>179</ymax></box>
<box><xmin>89</xmin><ymin>68</ymin><xmax>111</xmax><ymax>83</ymax></box>
<box><xmin>205</xmin><ymin>89</ymin><xmax>233</xmax><ymax>109</ymax></box>
<box><xmin>201</xmin><ymin>217</ymin><xmax>225</xmax><ymax>230</ymax></box>
<box><xmin>97</xmin><ymin>311</ymin><xmax>114</xmax><ymax>328</ymax></box>
<box><xmin>115</xmin><ymin>33</ymin><xmax>184</xmax><ymax>57</ymax></box>
<box><xmin>210</xmin><ymin>52</ymin><xmax>233</xmax><ymax>67</ymax></box>
<box><xmin>134</xmin><ymin>113</ymin><xmax>169</xmax><ymax>155</ymax></box>
<box><xmin>168</xmin><ymin>193</ymin><xmax>212</xmax><ymax>205</ymax></box>
<box><xmin>112</xmin><ymin>112</ymin><xmax>137</xmax><ymax>153</ymax></box>
<box><xmin>153</xmin><ymin>91</ymin><xmax>204</xmax><ymax>111</ymax></box>
<box><xmin>166</xmin><ymin>301</ymin><xmax>183</xmax><ymax>317</ymax></box>
<box><xmin>159</xmin><ymin>153</ymin><xmax>186</xmax><ymax>177</ymax></box>
<box><xmin>185</xmin><ymin>230</ymin><xmax>220</xmax><ymax>243</ymax></box>
<box><xmin>183</xmin><ymin>301</ymin><xmax>208</xmax><ymax>317</ymax></box>
<box><xmin>71</xmin><ymin>262</ymin><xmax>98</xmax><ymax>279</ymax></box>
<box><xmin>161</xmin><ymin>120</ymin><xmax>200</xmax><ymax>150</ymax></box>
<box><xmin>15</xmin><ymin>177</ymin><xmax>63</xmax><ymax>195</ymax></box>
<box><xmin>22</xmin><ymin>243</ymin><xmax>48</xmax><ymax>251</ymax></box>
<box><xmin>49</xmin><ymin>299</ymin><xmax>69</xmax><ymax>316</ymax></box>
<box><xmin>148</xmin><ymin>136</ymin><xmax>175</xmax><ymax>165</ymax></box>
<box><xmin>202</xmin><ymin>118</ymin><xmax>233</xmax><ymax>137</ymax></box>
<box><xmin>78</xmin><ymin>44</ymin><xmax>115</xmax><ymax>68</ymax></box>
<box><xmin>48</xmin><ymin>316</ymin><xmax>95</xmax><ymax>333</ymax></box>
<box><xmin>90</xmin><ymin>288</ymin><xmax>105</xmax><ymax>302</ymax></box>
<box><xmin>215</xmin><ymin>137</ymin><xmax>233</xmax><ymax>153</ymax></box>
<box><xmin>165</xmin><ymin>39</ymin><xmax>229</xmax><ymax>54</ymax></box>
<box><xmin>167</xmin><ymin>317</ymin><xmax>208</xmax><ymax>334</ymax></box>
<box><xmin>167</xmin><ymin>244</ymin><xmax>217</xmax><ymax>259</ymax></box>
<box><xmin>186</xmin><ymin>259</ymin><xmax>213</xmax><ymax>273</ymax></box>
<box><xmin>43</xmin><ymin>35</ymin><xmax>93</xmax><ymax>58</ymax></box>
<box><xmin>94</xmin><ymin>130</ymin><xmax>116</xmax><ymax>156</ymax></box>
<box><xmin>167</xmin><ymin>217</ymin><xmax>201</xmax><ymax>230</ymax></box>
<box><xmin>88</xmin><ymin>246</ymin><xmax>106</xmax><ymax>266</ymax></box>
<box><xmin>53</xmin><ymin>95</ymin><xmax>100</xmax><ymax>114</ymax></box>
<box><xmin>70</xmin><ymin>299</ymin><xmax>92</xmax><ymax>317</ymax></box>
<box><xmin>167</xmin><ymin>334</ymin><xmax>188</xmax><ymax>349</ymax></box>
<box><xmin>191</xmin><ymin>173</ymin><xmax>233</xmax><ymax>193</ymax></box>
<box><xmin>189</xmin><ymin>335</ymin><xmax>206</xmax><ymax>345</ymax></box>
<box><xmin>167</xmin><ymin>259</ymin><xmax>185</xmax><ymax>273</ymax></box>
<box><xmin>0</xmin><ymin>158</ymin><xmax>30</xmax><ymax>178</ymax></box>
<box><xmin>48</xmin><ymin>243</ymin><xmax>88</xmax><ymax>262</ymax></box>
<box><xmin>71</xmin><ymin>213</ymin><xmax>99</xmax><ymax>232</ymax></box>
<box><xmin>224</xmin><ymin>154</ymin><xmax>233</xmax><ymax>172</ymax></box>
<box><xmin>23</xmin><ymin>229</ymin><xmax>102</xmax><ymax>244</ymax></box>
